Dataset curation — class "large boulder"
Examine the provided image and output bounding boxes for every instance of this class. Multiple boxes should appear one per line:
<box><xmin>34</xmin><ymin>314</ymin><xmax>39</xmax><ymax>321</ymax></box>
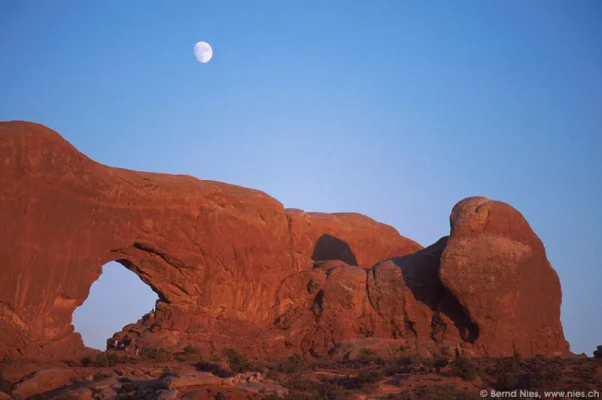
<box><xmin>439</xmin><ymin>197</ymin><xmax>570</xmax><ymax>356</ymax></box>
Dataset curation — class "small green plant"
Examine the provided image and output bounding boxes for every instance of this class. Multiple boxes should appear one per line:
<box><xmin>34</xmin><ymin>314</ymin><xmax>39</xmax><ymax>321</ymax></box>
<box><xmin>512</xmin><ymin>348</ymin><xmax>524</xmax><ymax>364</ymax></box>
<box><xmin>195</xmin><ymin>360</ymin><xmax>231</xmax><ymax>378</ymax></box>
<box><xmin>223</xmin><ymin>348</ymin><xmax>254</xmax><ymax>373</ymax></box>
<box><xmin>433</xmin><ymin>355</ymin><xmax>450</xmax><ymax>373</ymax></box>
<box><xmin>493</xmin><ymin>357</ymin><xmax>521</xmax><ymax>390</ymax></box>
<box><xmin>93</xmin><ymin>372</ymin><xmax>111</xmax><ymax>380</ymax></box>
<box><xmin>119</xmin><ymin>381</ymin><xmax>137</xmax><ymax>393</ymax></box>
<box><xmin>385</xmin><ymin>355</ymin><xmax>420</xmax><ymax>375</ymax></box>
<box><xmin>184</xmin><ymin>343</ymin><xmax>200</xmax><ymax>354</ymax></box>
<box><xmin>356</xmin><ymin>348</ymin><xmax>382</xmax><ymax>365</ymax></box>
<box><xmin>337</xmin><ymin>370</ymin><xmax>382</xmax><ymax>390</ymax></box>
<box><xmin>524</xmin><ymin>356</ymin><xmax>561</xmax><ymax>388</ymax></box>
<box><xmin>160</xmin><ymin>366</ymin><xmax>178</xmax><ymax>378</ymax></box>
<box><xmin>80</xmin><ymin>356</ymin><xmax>93</xmax><ymax>367</ymax></box>
<box><xmin>594</xmin><ymin>345</ymin><xmax>602</xmax><ymax>359</ymax></box>
<box><xmin>450</xmin><ymin>356</ymin><xmax>478</xmax><ymax>380</ymax></box>
<box><xmin>414</xmin><ymin>385</ymin><xmax>480</xmax><ymax>400</ymax></box>
<box><xmin>139</xmin><ymin>347</ymin><xmax>157</xmax><ymax>359</ymax></box>
<box><xmin>431</xmin><ymin>344</ymin><xmax>452</xmax><ymax>373</ymax></box>
<box><xmin>95</xmin><ymin>353</ymin><xmax>110</xmax><ymax>367</ymax></box>
<box><xmin>286</xmin><ymin>376</ymin><xmax>346</xmax><ymax>400</ymax></box>
<box><xmin>279</xmin><ymin>354</ymin><xmax>306</xmax><ymax>374</ymax></box>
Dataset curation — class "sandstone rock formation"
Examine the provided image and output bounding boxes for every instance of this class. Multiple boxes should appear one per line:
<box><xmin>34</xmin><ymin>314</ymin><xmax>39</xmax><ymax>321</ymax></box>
<box><xmin>0</xmin><ymin>121</ymin><xmax>569</xmax><ymax>362</ymax></box>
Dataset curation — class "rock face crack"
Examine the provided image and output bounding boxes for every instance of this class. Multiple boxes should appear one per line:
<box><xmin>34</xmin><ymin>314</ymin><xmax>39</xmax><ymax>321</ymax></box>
<box><xmin>133</xmin><ymin>242</ymin><xmax>186</xmax><ymax>269</ymax></box>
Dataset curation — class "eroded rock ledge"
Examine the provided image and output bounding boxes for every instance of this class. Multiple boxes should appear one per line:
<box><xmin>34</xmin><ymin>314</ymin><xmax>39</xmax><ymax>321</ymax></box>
<box><xmin>0</xmin><ymin>121</ymin><xmax>569</xmax><ymax>362</ymax></box>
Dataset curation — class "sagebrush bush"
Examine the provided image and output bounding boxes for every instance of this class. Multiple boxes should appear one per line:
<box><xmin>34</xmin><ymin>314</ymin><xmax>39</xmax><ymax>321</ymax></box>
<box><xmin>183</xmin><ymin>343</ymin><xmax>200</xmax><ymax>354</ymax></box>
<box><xmin>223</xmin><ymin>348</ymin><xmax>254</xmax><ymax>373</ymax></box>
<box><xmin>195</xmin><ymin>360</ymin><xmax>231</xmax><ymax>378</ymax></box>
<box><xmin>139</xmin><ymin>347</ymin><xmax>169</xmax><ymax>360</ymax></box>
<box><xmin>384</xmin><ymin>355</ymin><xmax>420</xmax><ymax>375</ymax></box>
<box><xmin>279</xmin><ymin>354</ymin><xmax>306</xmax><ymax>374</ymax></box>
<box><xmin>451</xmin><ymin>356</ymin><xmax>478</xmax><ymax>380</ymax></box>
<box><xmin>523</xmin><ymin>357</ymin><xmax>561</xmax><ymax>388</ymax></box>
<box><xmin>493</xmin><ymin>357</ymin><xmax>521</xmax><ymax>390</ymax></box>
<box><xmin>336</xmin><ymin>370</ymin><xmax>383</xmax><ymax>390</ymax></box>
<box><xmin>414</xmin><ymin>385</ymin><xmax>480</xmax><ymax>400</ymax></box>
<box><xmin>356</xmin><ymin>348</ymin><xmax>383</xmax><ymax>365</ymax></box>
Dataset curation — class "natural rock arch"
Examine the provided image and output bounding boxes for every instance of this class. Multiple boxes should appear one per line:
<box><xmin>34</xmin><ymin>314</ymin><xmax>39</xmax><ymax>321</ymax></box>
<box><xmin>0</xmin><ymin>121</ymin><xmax>569</xmax><ymax>361</ymax></box>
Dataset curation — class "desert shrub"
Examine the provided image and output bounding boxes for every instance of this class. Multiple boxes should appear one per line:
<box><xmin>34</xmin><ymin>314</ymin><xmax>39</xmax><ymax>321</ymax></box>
<box><xmin>279</xmin><ymin>354</ymin><xmax>307</xmax><ymax>374</ymax></box>
<box><xmin>176</xmin><ymin>344</ymin><xmax>201</xmax><ymax>362</ymax></box>
<box><xmin>156</xmin><ymin>348</ymin><xmax>170</xmax><ymax>360</ymax></box>
<box><xmin>431</xmin><ymin>345</ymin><xmax>452</xmax><ymax>373</ymax></box>
<box><xmin>139</xmin><ymin>347</ymin><xmax>158</xmax><ymax>359</ymax></box>
<box><xmin>108</xmin><ymin>353</ymin><xmax>124</xmax><ymax>365</ymax></box>
<box><xmin>451</xmin><ymin>356</ymin><xmax>478</xmax><ymax>380</ymax></box>
<box><xmin>513</xmin><ymin>348</ymin><xmax>524</xmax><ymax>364</ymax></box>
<box><xmin>384</xmin><ymin>355</ymin><xmax>420</xmax><ymax>375</ymax></box>
<box><xmin>139</xmin><ymin>347</ymin><xmax>169</xmax><ymax>360</ymax></box>
<box><xmin>287</xmin><ymin>377</ymin><xmax>324</xmax><ymax>393</ymax></box>
<box><xmin>95</xmin><ymin>353</ymin><xmax>111</xmax><ymax>367</ymax></box>
<box><xmin>184</xmin><ymin>343</ymin><xmax>200</xmax><ymax>354</ymax></box>
<box><xmin>386</xmin><ymin>393</ymin><xmax>412</xmax><ymax>400</ymax></box>
<box><xmin>413</xmin><ymin>385</ymin><xmax>480</xmax><ymax>400</ymax></box>
<box><xmin>93</xmin><ymin>372</ymin><xmax>111</xmax><ymax>380</ymax></box>
<box><xmin>286</xmin><ymin>376</ymin><xmax>347</xmax><ymax>400</ymax></box>
<box><xmin>63</xmin><ymin>359</ymin><xmax>77</xmax><ymax>367</ymax></box>
<box><xmin>335</xmin><ymin>370</ymin><xmax>383</xmax><ymax>390</ymax></box>
<box><xmin>89</xmin><ymin>352</ymin><xmax>124</xmax><ymax>367</ymax></box>
<box><xmin>223</xmin><ymin>348</ymin><xmax>254</xmax><ymax>373</ymax></box>
<box><xmin>195</xmin><ymin>360</ymin><xmax>231</xmax><ymax>378</ymax></box>
<box><xmin>160</xmin><ymin>366</ymin><xmax>178</xmax><ymax>378</ymax></box>
<box><xmin>433</xmin><ymin>355</ymin><xmax>450</xmax><ymax>373</ymax></box>
<box><xmin>523</xmin><ymin>357</ymin><xmax>561</xmax><ymax>388</ymax></box>
<box><xmin>594</xmin><ymin>345</ymin><xmax>602</xmax><ymax>359</ymax></box>
<box><xmin>493</xmin><ymin>356</ymin><xmax>522</xmax><ymax>390</ymax></box>
<box><xmin>355</xmin><ymin>348</ymin><xmax>383</xmax><ymax>365</ymax></box>
<box><xmin>0</xmin><ymin>372</ymin><xmax>13</xmax><ymax>395</ymax></box>
<box><xmin>80</xmin><ymin>356</ymin><xmax>94</xmax><ymax>367</ymax></box>
<box><xmin>119</xmin><ymin>381</ymin><xmax>137</xmax><ymax>393</ymax></box>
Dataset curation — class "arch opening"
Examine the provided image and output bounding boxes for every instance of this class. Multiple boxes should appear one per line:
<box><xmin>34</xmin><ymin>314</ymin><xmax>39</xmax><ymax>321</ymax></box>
<box><xmin>72</xmin><ymin>261</ymin><xmax>159</xmax><ymax>350</ymax></box>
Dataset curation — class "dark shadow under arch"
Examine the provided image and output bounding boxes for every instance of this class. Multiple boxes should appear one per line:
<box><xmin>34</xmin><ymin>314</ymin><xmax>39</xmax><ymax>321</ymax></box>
<box><xmin>311</xmin><ymin>234</ymin><xmax>358</xmax><ymax>266</ymax></box>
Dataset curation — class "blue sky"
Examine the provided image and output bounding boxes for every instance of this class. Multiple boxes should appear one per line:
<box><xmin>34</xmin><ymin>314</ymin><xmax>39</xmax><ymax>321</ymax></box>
<box><xmin>1</xmin><ymin>1</ymin><xmax>600</xmax><ymax>354</ymax></box>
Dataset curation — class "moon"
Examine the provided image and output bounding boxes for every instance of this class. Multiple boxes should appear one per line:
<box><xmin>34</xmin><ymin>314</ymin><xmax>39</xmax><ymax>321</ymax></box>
<box><xmin>194</xmin><ymin>42</ymin><xmax>213</xmax><ymax>64</ymax></box>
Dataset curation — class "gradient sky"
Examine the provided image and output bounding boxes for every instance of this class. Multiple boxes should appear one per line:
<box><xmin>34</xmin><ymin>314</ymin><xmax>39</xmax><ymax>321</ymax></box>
<box><xmin>1</xmin><ymin>1</ymin><xmax>600</xmax><ymax>354</ymax></box>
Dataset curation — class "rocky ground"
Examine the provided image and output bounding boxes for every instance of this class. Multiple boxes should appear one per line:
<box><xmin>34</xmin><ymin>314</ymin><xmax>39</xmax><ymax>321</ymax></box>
<box><xmin>1</xmin><ymin>347</ymin><xmax>600</xmax><ymax>400</ymax></box>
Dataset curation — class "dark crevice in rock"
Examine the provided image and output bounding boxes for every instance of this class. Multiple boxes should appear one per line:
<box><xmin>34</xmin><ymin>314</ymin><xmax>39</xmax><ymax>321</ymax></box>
<box><xmin>393</xmin><ymin>236</ymin><xmax>479</xmax><ymax>345</ymax></box>
<box><xmin>132</xmin><ymin>242</ymin><xmax>186</xmax><ymax>269</ymax></box>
